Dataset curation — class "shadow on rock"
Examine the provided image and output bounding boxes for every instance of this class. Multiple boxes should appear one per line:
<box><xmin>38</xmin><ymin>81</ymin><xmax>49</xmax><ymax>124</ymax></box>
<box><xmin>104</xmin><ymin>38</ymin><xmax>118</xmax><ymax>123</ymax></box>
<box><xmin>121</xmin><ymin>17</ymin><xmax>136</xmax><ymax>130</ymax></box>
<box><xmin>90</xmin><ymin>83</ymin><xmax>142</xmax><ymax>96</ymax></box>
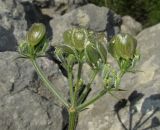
<box><xmin>106</xmin><ymin>10</ymin><xmax>122</xmax><ymax>41</ymax></box>
<box><xmin>0</xmin><ymin>26</ymin><xmax>17</xmax><ymax>52</ymax></box>
<box><xmin>114</xmin><ymin>90</ymin><xmax>160</xmax><ymax>130</ymax></box>
<box><xmin>21</xmin><ymin>2</ymin><xmax>53</xmax><ymax>40</ymax></box>
<box><xmin>62</xmin><ymin>107</ymin><xmax>69</xmax><ymax>130</ymax></box>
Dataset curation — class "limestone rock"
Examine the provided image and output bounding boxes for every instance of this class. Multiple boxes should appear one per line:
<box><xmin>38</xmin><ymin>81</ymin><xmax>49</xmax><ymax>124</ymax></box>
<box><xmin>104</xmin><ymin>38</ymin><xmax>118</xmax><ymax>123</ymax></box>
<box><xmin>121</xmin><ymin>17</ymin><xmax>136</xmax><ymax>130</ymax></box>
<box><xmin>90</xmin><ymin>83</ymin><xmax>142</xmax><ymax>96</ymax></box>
<box><xmin>50</xmin><ymin>4</ymin><xmax>121</xmax><ymax>45</ymax></box>
<box><xmin>77</xmin><ymin>23</ymin><xmax>160</xmax><ymax>130</ymax></box>
<box><xmin>0</xmin><ymin>52</ymin><xmax>68</xmax><ymax>130</ymax></box>
<box><xmin>121</xmin><ymin>16</ymin><xmax>142</xmax><ymax>36</ymax></box>
<box><xmin>0</xmin><ymin>0</ymin><xmax>27</xmax><ymax>51</ymax></box>
<box><xmin>54</xmin><ymin>0</ymin><xmax>87</xmax><ymax>7</ymax></box>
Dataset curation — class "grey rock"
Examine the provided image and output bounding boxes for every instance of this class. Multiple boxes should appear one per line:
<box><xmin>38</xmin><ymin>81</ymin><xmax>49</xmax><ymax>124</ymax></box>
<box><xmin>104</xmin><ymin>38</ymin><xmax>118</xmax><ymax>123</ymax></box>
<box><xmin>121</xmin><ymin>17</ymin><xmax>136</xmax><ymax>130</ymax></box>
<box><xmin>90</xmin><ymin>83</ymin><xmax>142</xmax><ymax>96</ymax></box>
<box><xmin>0</xmin><ymin>0</ymin><xmax>27</xmax><ymax>51</ymax></box>
<box><xmin>50</xmin><ymin>4</ymin><xmax>121</xmax><ymax>45</ymax></box>
<box><xmin>0</xmin><ymin>89</ymin><xmax>63</xmax><ymax>130</ymax></box>
<box><xmin>40</xmin><ymin>0</ymin><xmax>87</xmax><ymax>17</ymax></box>
<box><xmin>54</xmin><ymin>0</ymin><xmax>88</xmax><ymax>6</ymax></box>
<box><xmin>0</xmin><ymin>26</ymin><xmax>17</xmax><ymax>51</ymax></box>
<box><xmin>0</xmin><ymin>52</ymin><xmax>69</xmax><ymax>130</ymax></box>
<box><xmin>121</xmin><ymin>16</ymin><xmax>142</xmax><ymax>36</ymax></box>
<box><xmin>0</xmin><ymin>52</ymin><xmax>34</xmax><ymax>95</ymax></box>
<box><xmin>76</xmin><ymin>23</ymin><xmax>160</xmax><ymax>130</ymax></box>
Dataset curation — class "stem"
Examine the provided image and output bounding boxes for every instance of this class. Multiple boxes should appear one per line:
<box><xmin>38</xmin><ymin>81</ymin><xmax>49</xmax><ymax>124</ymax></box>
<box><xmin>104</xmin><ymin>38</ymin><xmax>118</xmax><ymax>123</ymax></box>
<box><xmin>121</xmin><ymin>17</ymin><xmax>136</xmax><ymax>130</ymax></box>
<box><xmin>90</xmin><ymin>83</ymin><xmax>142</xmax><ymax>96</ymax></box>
<box><xmin>78</xmin><ymin>69</ymin><xmax>98</xmax><ymax>104</ymax></box>
<box><xmin>78</xmin><ymin>86</ymin><xmax>91</xmax><ymax>105</ymax></box>
<box><xmin>68</xmin><ymin>68</ymin><xmax>74</xmax><ymax>105</ymax></box>
<box><xmin>88</xmin><ymin>69</ymin><xmax>98</xmax><ymax>87</ymax></box>
<box><xmin>68</xmin><ymin>107</ymin><xmax>77</xmax><ymax>130</ymax></box>
<box><xmin>77</xmin><ymin>62</ymin><xmax>83</xmax><ymax>80</ymax></box>
<box><xmin>73</xmin><ymin>62</ymin><xmax>83</xmax><ymax>106</ymax></box>
<box><xmin>77</xmin><ymin>89</ymin><xmax>107</xmax><ymax>111</ymax></box>
<box><xmin>31</xmin><ymin>59</ymin><xmax>69</xmax><ymax>108</ymax></box>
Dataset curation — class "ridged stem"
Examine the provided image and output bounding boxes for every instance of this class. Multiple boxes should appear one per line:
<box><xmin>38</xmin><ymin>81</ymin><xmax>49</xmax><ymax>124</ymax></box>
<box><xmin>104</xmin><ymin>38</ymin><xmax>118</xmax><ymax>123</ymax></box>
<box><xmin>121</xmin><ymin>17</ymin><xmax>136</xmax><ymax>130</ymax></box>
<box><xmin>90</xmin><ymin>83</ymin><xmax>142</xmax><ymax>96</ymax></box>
<box><xmin>68</xmin><ymin>107</ymin><xmax>77</xmax><ymax>130</ymax></box>
<box><xmin>31</xmin><ymin>59</ymin><xmax>69</xmax><ymax>108</ymax></box>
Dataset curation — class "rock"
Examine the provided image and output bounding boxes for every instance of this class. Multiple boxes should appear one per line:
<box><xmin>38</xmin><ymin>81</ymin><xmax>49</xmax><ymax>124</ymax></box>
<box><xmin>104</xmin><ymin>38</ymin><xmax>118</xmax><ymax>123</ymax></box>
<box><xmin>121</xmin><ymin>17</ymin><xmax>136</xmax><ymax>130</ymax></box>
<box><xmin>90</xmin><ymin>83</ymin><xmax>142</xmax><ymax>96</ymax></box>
<box><xmin>54</xmin><ymin>0</ymin><xmax>87</xmax><ymax>7</ymax></box>
<box><xmin>50</xmin><ymin>4</ymin><xmax>121</xmax><ymax>45</ymax></box>
<box><xmin>0</xmin><ymin>51</ymin><xmax>69</xmax><ymax>130</ymax></box>
<box><xmin>76</xmin><ymin>23</ymin><xmax>160</xmax><ymax>130</ymax></box>
<box><xmin>121</xmin><ymin>16</ymin><xmax>142</xmax><ymax>36</ymax></box>
<box><xmin>21</xmin><ymin>1</ymin><xmax>53</xmax><ymax>38</ymax></box>
<box><xmin>0</xmin><ymin>0</ymin><xmax>27</xmax><ymax>51</ymax></box>
<box><xmin>0</xmin><ymin>26</ymin><xmax>17</xmax><ymax>52</ymax></box>
<box><xmin>36</xmin><ymin>0</ymin><xmax>88</xmax><ymax>17</ymax></box>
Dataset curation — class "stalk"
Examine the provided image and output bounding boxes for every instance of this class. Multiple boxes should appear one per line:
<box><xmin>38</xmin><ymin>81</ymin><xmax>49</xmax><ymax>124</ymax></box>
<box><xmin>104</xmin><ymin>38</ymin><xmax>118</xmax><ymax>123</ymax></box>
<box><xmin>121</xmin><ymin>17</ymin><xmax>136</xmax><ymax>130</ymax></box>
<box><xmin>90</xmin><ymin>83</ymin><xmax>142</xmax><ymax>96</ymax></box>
<box><xmin>68</xmin><ymin>67</ymin><xmax>74</xmax><ymax>105</ymax></box>
<box><xmin>68</xmin><ymin>107</ymin><xmax>78</xmax><ymax>130</ymax></box>
<box><xmin>78</xmin><ymin>69</ymin><xmax>98</xmax><ymax>104</ymax></box>
<box><xmin>77</xmin><ymin>89</ymin><xmax>107</xmax><ymax>111</ymax></box>
<box><xmin>73</xmin><ymin>62</ymin><xmax>83</xmax><ymax>106</ymax></box>
<box><xmin>31</xmin><ymin>58</ymin><xmax>69</xmax><ymax>108</ymax></box>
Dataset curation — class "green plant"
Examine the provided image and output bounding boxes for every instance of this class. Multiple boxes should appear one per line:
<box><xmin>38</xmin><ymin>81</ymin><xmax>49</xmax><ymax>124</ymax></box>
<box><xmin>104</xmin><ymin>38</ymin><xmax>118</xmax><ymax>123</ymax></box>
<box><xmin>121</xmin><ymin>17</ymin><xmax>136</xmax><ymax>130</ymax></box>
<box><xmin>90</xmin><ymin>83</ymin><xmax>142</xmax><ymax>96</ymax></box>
<box><xmin>18</xmin><ymin>23</ymin><xmax>139</xmax><ymax>130</ymax></box>
<box><xmin>89</xmin><ymin>0</ymin><xmax>160</xmax><ymax>27</ymax></box>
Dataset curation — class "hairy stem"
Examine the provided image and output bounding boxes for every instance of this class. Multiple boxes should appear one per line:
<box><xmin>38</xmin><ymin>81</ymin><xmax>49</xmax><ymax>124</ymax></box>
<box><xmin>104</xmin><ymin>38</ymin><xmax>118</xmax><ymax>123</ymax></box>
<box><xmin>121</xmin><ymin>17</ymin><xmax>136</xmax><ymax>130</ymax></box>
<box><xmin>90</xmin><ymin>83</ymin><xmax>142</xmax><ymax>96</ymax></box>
<box><xmin>31</xmin><ymin>59</ymin><xmax>69</xmax><ymax>108</ymax></box>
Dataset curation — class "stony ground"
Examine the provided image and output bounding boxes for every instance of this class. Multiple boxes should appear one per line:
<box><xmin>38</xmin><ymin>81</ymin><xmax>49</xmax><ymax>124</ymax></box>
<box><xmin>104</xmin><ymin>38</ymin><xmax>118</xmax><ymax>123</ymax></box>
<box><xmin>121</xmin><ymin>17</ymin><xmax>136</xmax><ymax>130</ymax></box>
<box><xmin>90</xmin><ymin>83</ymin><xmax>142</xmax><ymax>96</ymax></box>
<box><xmin>0</xmin><ymin>0</ymin><xmax>159</xmax><ymax>130</ymax></box>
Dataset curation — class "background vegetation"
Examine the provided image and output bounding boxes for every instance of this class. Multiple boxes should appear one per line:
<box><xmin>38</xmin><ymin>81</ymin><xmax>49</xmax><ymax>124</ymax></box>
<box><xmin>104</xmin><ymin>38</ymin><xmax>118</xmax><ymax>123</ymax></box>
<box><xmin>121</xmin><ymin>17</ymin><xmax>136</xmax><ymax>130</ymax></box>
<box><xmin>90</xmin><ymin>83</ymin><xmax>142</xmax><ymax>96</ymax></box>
<box><xmin>89</xmin><ymin>0</ymin><xmax>160</xmax><ymax>27</ymax></box>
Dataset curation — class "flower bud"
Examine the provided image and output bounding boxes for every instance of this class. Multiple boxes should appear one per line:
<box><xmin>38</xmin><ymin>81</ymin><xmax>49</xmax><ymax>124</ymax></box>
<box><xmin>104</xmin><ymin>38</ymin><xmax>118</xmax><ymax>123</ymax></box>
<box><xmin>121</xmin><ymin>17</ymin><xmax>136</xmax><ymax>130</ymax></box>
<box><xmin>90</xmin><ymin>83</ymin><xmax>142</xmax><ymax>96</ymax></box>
<box><xmin>26</xmin><ymin>23</ymin><xmax>46</xmax><ymax>47</ymax></box>
<box><xmin>109</xmin><ymin>33</ymin><xmax>137</xmax><ymax>60</ymax></box>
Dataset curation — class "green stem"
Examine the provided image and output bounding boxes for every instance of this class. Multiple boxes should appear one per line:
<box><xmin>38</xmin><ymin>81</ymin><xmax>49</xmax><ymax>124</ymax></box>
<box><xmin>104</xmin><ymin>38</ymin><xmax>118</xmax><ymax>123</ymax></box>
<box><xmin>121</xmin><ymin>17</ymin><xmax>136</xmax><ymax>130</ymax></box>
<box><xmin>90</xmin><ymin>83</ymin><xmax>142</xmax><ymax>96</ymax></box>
<box><xmin>77</xmin><ymin>62</ymin><xmax>83</xmax><ymax>80</ymax></box>
<box><xmin>68</xmin><ymin>67</ymin><xmax>74</xmax><ymax>105</ymax></box>
<box><xmin>88</xmin><ymin>69</ymin><xmax>98</xmax><ymax>87</ymax></box>
<box><xmin>73</xmin><ymin>62</ymin><xmax>83</xmax><ymax>106</ymax></box>
<box><xmin>78</xmin><ymin>69</ymin><xmax>98</xmax><ymax>104</ymax></box>
<box><xmin>68</xmin><ymin>107</ymin><xmax>77</xmax><ymax>130</ymax></box>
<box><xmin>31</xmin><ymin>59</ymin><xmax>69</xmax><ymax>108</ymax></box>
<box><xmin>77</xmin><ymin>89</ymin><xmax>107</xmax><ymax>111</ymax></box>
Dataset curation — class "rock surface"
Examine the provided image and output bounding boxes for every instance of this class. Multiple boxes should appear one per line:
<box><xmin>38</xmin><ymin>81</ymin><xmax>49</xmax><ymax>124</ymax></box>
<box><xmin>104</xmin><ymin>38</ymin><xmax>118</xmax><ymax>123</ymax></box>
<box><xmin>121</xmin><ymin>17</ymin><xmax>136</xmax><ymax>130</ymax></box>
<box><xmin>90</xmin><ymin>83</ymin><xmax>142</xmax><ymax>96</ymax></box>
<box><xmin>121</xmin><ymin>16</ymin><xmax>142</xmax><ymax>36</ymax></box>
<box><xmin>0</xmin><ymin>0</ymin><xmax>27</xmax><ymax>51</ymax></box>
<box><xmin>1</xmin><ymin>0</ymin><xmax>160</xmax><ymax>130</ymax></box>
<box><xmin>0</xmin><ymin>52</ymin><xmax>69</xmax><ymax>130</ymax></box>
<box><xmin>50</xmin><ymin>4</ymin><xmax>121</xmax><ymax>45</ymax></box>
<box><xmin>76</xmin><ymin>23</ymin><xmax>160</xmax><ymax>130</ymax></box>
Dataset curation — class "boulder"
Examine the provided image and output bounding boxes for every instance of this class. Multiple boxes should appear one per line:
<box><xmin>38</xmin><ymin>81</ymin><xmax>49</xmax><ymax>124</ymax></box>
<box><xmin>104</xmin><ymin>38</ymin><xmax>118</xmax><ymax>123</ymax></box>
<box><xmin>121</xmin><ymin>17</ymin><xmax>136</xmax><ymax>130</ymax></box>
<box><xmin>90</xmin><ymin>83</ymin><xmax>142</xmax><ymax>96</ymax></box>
<box><xmin>77</xmin><ymin>23</ymin><xmax>160</xmax><ymax>130</ymax></box>
<box><xmin>121</xmin><ymin>16</ymin><xmax>142</xmax><ymax>36</ymax></box>
<box><xmin>0</xmin><ymin>0</ymin><xmax>27</xmax><ymax>51</ymax></box>
<box><xmin>0</xmin><ymin>52</ymin><xmax>69</xmax><ymax>130</ymax></box>
<box><xmin>50</xmin><ymin>4</ymin><xmax>121</xmax><ymax>45</ymax></box>
<box><xmin>0</xmin><ymin>26</ymin><xmax>17</xmax><ymax>52</ymax></box>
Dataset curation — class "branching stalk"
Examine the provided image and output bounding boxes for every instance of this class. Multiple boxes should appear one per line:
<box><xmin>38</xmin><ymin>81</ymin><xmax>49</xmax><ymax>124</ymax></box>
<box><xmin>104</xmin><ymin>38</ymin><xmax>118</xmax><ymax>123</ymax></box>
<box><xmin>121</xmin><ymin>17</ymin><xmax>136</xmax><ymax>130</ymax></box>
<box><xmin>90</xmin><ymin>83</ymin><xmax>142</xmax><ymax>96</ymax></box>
<box><xmin>68</xmin><ymin>67</ymin><xmax>74</xmax><ymax>105</ymax></box>
<box><xmin>31</xmin><ymin>58</ymin><xmax>69</xmax><ymax>108</ymax></box>
<box><xmin>77</xmin><ymin>89</ymin><xmax>108</xmax><ymax>111</ymax></box>
<box><xmin>78</xmin><ymin>69</ymin><xmax>98</xmax><ymax>104</ymax></box>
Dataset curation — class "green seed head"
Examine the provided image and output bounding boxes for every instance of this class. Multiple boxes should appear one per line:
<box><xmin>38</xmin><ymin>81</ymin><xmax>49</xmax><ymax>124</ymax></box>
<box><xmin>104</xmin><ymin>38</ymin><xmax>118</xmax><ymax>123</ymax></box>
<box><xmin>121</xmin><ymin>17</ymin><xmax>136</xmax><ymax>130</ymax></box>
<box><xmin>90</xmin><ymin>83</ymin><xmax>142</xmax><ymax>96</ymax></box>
<box><xmin>26</xmin><ymin>23</ymin><xmax>46</xmax><ymax>47</ymax></box>
<box><xmin>109</xmin><ymin>33</ymin><xmax>137</xmax><ymax>60</ymax></box>
<box><xmin>85</xmin><ymin>42</ymin><xmax>101</xmax><ymax>66</ymax></box>
<box><xmin>63</xmin><ymin>28</ymin><xmax>89</xmax><ymax>51</ymax></box>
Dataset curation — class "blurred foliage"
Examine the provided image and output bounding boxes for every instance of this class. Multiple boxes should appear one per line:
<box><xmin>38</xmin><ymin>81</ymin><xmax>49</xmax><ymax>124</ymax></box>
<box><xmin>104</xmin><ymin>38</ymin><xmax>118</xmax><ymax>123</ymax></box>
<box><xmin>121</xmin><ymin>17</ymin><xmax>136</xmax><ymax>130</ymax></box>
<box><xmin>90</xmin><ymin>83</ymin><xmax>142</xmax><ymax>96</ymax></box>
<box><xmin>89</xmin><ymin>0</ymin><xmax>160</xmax><ymax>27</ymax></box>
